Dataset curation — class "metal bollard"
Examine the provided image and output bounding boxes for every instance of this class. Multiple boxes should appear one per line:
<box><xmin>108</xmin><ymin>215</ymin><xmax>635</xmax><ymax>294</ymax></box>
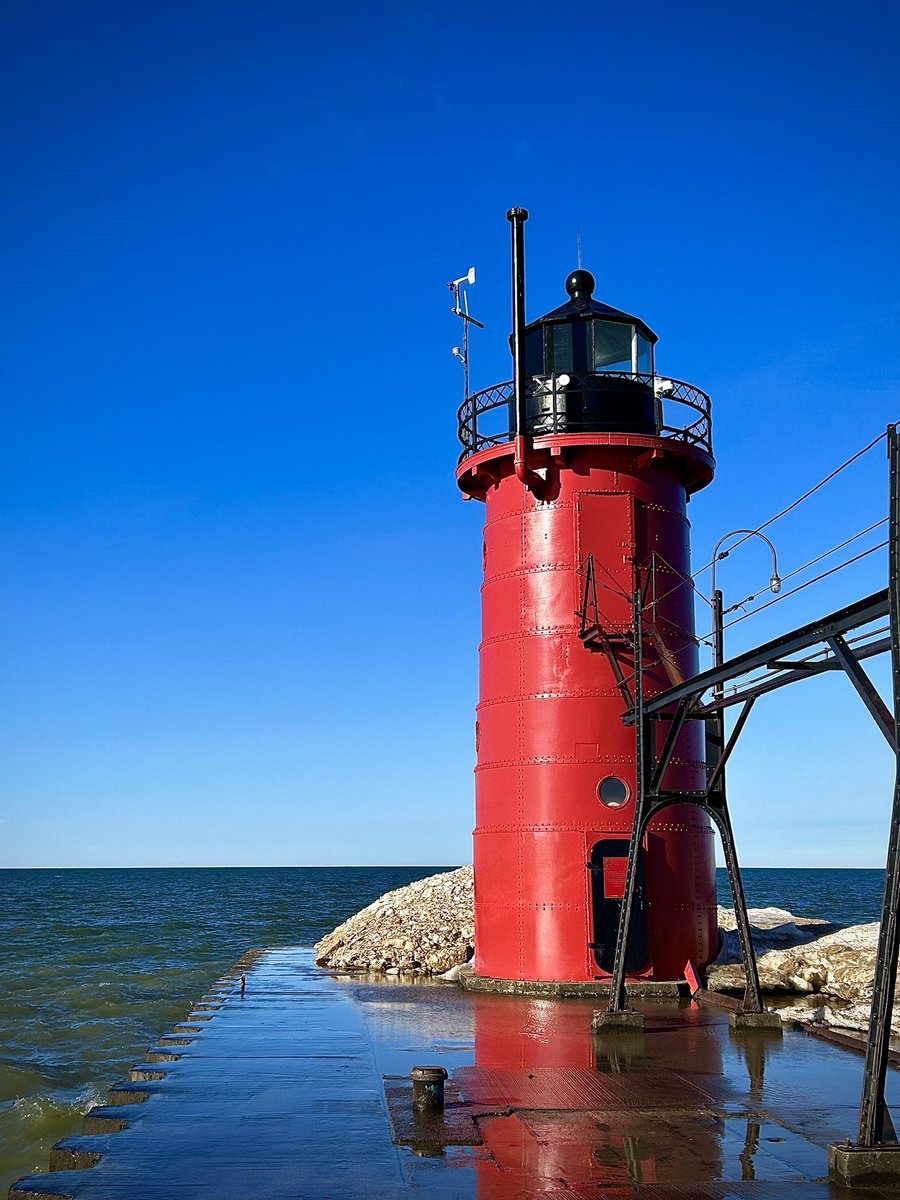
<box><xmin>410</xmin><ymin>1065</ymin><xmax>448</xmax><ymax>1114</ymax></box>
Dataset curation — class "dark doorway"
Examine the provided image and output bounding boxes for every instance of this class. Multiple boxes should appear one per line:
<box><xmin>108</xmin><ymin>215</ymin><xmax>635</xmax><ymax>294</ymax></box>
<box><xmin>589</xmin><ymin>839</ymin><xmax>648</xmax><ymax>973</ymax></box>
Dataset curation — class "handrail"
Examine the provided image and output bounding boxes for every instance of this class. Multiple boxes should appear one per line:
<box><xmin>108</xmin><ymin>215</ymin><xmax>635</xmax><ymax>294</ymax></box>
<box><xmin>457</xmin><ymin>371</ymin><xmax>712</xmax><ymax>462</ymax></box>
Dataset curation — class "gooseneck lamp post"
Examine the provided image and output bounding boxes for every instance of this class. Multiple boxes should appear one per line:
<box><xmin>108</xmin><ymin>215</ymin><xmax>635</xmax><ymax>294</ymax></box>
<box><xmin>710</xmin><ymin>529</ymin><xmax>782</xmax><ymax>699</ymax></box>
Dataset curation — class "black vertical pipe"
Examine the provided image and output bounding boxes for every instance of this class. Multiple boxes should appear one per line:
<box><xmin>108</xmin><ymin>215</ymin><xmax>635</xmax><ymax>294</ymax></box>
<box><xmin>507</xmin><ymin>207</ymin><xmax>528</xmax><ymax>439</ymax></box>
<box><xmin>712</xmin><ymin>590</ymin><xmax>725</xmax><ymax>701</ymax></box>
<box><xmin>857</xmin><ymin>424</ymin><xmax>900</xmax><ymax>1146</ymax></box>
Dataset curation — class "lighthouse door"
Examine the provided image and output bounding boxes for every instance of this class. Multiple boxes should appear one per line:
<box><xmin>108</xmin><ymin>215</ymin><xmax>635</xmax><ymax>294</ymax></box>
<box><xmin>589</xmin><ymin>839</ymin><xmax>648</xmax><ymax>973</ymax></box>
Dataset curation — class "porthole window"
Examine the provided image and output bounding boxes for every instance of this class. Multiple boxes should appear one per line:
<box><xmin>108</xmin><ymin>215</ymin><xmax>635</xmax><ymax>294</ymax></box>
<box><xmin>597</xmin><ymin>776</ymin><xmax>629</xmax><ymax>808</ymax></box>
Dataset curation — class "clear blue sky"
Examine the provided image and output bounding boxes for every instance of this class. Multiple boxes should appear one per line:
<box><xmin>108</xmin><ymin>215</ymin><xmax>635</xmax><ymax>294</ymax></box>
<box><xmin>2</xmin><ymin>1</ymin><xmax>899</xmax><ymax>867</ymax></box>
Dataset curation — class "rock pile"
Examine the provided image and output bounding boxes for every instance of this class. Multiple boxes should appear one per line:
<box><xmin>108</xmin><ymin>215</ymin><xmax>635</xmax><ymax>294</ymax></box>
<box><xmin>315</xmin><ymin>872</ymin><xmax>888</xmax><ymax>1035</ymax></box>
<box><xmin>315</xmin><ymin>866</ymin><xmax>475</xmax><ymax>977</ymax></box>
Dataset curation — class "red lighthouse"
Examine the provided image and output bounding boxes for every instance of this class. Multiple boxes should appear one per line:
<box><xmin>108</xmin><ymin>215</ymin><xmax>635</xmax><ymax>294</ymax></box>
<box><xmin>455</xmin><ymin>210</ymin><xmax>718</xmax><ymax>985</ymax></box>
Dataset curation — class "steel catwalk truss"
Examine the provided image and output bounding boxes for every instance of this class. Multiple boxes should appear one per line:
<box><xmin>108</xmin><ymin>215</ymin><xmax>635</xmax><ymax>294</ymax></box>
<box><xmin>581</xmin><ymin>424</ymin><xmax>900</xmax><ymax>1155</ymax></box>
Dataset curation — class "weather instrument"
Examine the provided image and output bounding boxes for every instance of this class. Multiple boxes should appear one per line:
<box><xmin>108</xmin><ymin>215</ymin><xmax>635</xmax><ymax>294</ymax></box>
<box><xmin>447</xmin><ymin>266</ymin><xmax>483</xmax><ymax>401</ymax></box>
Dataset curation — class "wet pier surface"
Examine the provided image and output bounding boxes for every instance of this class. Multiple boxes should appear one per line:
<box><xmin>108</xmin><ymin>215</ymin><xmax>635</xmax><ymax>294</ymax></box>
<box><xmin>11</xmin><ymin>947</ymin><xmax>900</xmax><ymax>1198</ymax></box>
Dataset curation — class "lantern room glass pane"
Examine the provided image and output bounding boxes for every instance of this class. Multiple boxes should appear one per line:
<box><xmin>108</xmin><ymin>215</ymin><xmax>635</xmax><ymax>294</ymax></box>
<box><xmin>592</xmin><ymin>320</ymin><xmax>633</xmax><ymax>372</ymax></box>
<box><xmin>570</xmin><ymin>321</ymin><xmax>588</xmax><ymax>372</ymax></box>
<box><xmin>548</xmin><ymin>323</ymin><xmax>573</xmax><ymax>373</ymax></box>
<box><xmin>547</xmin><ymin>322</ymin><xmax>589</xmax><ymax>373</ymax></box>
<box><xmin>637</xmin><ymin>334</ymin><xmax>653</xmax><ymax>375</ymax></box>
<box><xmin>525</xmin><ymin>329</ymin><xmax>544</xmax><ymax>376</ymax></box>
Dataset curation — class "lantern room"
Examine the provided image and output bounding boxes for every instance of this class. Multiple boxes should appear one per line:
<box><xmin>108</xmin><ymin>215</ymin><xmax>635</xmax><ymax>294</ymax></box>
<box><xmin>518</xmin><ymin>269</ymin><xmax>659</xmax><ymax>438</ymax></box>
<box><xmin>523</xmin><ymin>268</ymin><xmax>656</xmax><ymax>377</ymax></box>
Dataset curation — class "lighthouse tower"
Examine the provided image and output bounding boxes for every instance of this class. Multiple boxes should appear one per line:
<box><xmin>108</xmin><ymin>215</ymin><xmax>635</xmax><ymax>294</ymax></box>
<box><xmin>455</xmin><ymin>210</ymin><xmax>718</xmax><ymax>984</ymax></box>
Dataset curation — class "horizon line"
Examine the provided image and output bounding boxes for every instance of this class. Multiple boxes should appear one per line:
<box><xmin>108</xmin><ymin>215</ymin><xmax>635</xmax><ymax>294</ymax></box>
<box><xmin>0</xmin><ymin>863</ymin><xmax>887</xmax><ymax>871</ymax></box>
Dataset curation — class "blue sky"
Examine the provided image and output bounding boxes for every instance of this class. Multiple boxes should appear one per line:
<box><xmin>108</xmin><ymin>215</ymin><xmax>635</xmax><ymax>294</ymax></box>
<box><xmin>2</xmin><ymin>0</ymin><xmax>899</xmax><ymax>867</ymax></box>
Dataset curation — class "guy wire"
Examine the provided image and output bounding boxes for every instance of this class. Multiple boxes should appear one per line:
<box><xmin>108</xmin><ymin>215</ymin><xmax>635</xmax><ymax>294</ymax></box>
<box><xmin>710</xmin><ymin>539</ymin><xmax>888</xmax><ymax>638</ymax></box>
<box><xmin>647</xmin><ymin>428</ymin><xmax>888</xmax><ymax>613</ymax></box>
<box><xmin>722</xmin><ymin>518</ymin><xmax>889</xmax><ymax>614</ymax></box>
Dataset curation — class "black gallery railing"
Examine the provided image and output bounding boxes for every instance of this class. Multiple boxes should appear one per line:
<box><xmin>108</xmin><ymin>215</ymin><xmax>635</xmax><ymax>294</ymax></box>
<box><xmin>457</xmin><ymin>371</ymin><xmax>712</xmax><ymax>461</ymax></box>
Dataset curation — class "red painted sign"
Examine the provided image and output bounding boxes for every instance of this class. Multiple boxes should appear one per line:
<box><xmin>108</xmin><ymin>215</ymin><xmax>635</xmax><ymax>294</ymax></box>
<box><xmin>603</xmin><ymin>857</ymin><xmax>628</xmax><ymax>899</ymax></box>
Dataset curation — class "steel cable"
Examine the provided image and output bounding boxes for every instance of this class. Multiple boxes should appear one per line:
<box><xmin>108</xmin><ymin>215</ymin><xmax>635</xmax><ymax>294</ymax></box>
<box><xmin>692</xmin><ymin>539</ymin><xmax>889</xmax><ymax>645</ymax></box>
<box><xmin>646</xmin><ymin>428</ymin><xmax>889</xmax><ymax>612</ymax></box>
<box><xmin>719</xmin><ymin>430</ymin><xmax>886</xmax><ymax>555</ymax></box>
<box><xmin>610</xmin><ymin>538</ymin><xmax>889</xmax><ymax>698</ymax></box>
<box><xmin>578</xmin><ymin>429</ymin><xmax>891</xmax><ymax>701</ymax></box>
<box><xmin>722</xmin><ymin>518</ymin><xmax>889</xmax><ymax>615</ymax></box>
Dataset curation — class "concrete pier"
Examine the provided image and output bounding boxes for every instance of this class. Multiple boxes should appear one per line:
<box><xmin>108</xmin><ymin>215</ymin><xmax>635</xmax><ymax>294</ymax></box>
<box><xmin>11</xmin><ymin>947</ymin><xmax>900</xmax><ymax>1198</ymax></box>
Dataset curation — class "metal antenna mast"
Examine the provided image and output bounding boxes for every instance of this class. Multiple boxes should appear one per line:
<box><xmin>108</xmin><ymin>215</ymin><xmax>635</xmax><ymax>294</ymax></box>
<box><xmin>447</xmin><ymin>267</ymin><xmax>484</xmax><ymax>401</ymax></box>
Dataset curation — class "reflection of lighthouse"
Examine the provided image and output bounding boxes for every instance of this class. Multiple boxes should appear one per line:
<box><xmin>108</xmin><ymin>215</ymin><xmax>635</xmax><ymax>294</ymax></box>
<box><xmin>455</xmin><ymin>209</ymin><xmax>718</xmax><ymax>984</ymax></box>
<box><xmin>466</xmin><ymin>990</ymin><xmax>725</xmax><ymax>1194</ymax></box>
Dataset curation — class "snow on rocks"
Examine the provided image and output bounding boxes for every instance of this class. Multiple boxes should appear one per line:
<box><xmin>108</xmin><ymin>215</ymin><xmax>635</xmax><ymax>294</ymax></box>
<box><xmin>711</xmin><ymin>908</ymin><xmax>886</xmax><ymax>1035</ymax></box>
<box><xmin>710</xmin><ymin>907</ymin><xmax>875</xmax><ymax>999</ymax></box>
<box><xmin>777</xmin><ymin>998</ymin><xmax>893</xmax><ymax>1038</ymax></box>
<box><xmin>315</xmin><ymin>866</ymin><xmax>475</xmax><ymax>977</ymax></box>
<box><xmin>714</xmin><ymin>905</ymin><xmax>837</xmax><ymax>974</ymax></box>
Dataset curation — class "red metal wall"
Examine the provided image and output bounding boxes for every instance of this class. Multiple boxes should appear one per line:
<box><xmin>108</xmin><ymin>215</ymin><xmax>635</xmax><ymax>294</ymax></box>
<box><xmin>459</xmin><ymin>434</ymin><xmax>718</xmax><ymax>982</ymax></box>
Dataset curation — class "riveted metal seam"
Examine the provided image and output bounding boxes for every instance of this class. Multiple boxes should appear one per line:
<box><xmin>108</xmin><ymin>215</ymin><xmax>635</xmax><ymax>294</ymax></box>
<box><xmin>480</xmin><ymin>626</ymin><xmax>579</xmax><ymax>647</ymax></box>
<box><xmin>483</xmin><ymin>562</ymin><xmax>575</xmax><ymax>584</ymax></box>
<box><xmin>517</xmin><ymin>489</ymin><xmax>527</xmax><ymax>976</ymax></box>
<box><xmin>476</xmin><ymin>688</ymin><xmax>623</xmax><ymax>706</ymax></box>
<box><xmin>476</xmin><ymin>755</ymin><xmax>707</xmax><ymax>770</ymax></box>
<box><xmin>474</xmin><ymin>901</ymin><xmax>586</xmax><ymax>913</ymax></box>
<box><xmin>475</xmin><ymin>822</ymin><xmax>633</xmax><ymax>834</ymax></box>
<box><xmin>482</xmin><ymin>501</ymin><xmax>578</xmax><ymax>529</ymax></box>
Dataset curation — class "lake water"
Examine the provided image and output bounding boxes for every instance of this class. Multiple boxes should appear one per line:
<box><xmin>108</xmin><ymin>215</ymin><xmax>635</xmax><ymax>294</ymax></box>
<box><xmin>0</xmin><ymin>865</ymin><xmax>886</xmax><ymax>1193</ymax></box>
